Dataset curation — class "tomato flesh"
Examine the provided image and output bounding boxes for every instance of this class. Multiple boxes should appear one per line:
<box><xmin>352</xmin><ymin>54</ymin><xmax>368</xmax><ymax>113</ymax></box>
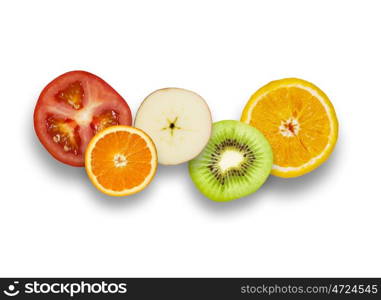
<box><xmin>34</xmin><ymin>71</ymin><xmax>132</xmax><ymax>166</ymax></box>
<box><xmin>91</xmin><ymin>110</ymin><xmax>119</xmax><ymax>134</ymax></box>
<box><xmin>55</xmin><ymin>80</ymin><xmax>84</xmax><ymax>110</ymax></box>
<box><xmin>46</xmin><ymin>116</ymin><xmax>81</xmax><ymax>155</ymax></box>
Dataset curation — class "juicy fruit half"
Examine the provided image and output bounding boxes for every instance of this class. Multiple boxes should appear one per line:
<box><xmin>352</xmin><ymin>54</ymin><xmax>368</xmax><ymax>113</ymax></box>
<box><xmin>134</xmin><ymin>88</ymin><xmax>212</xmax><ymax>165</ymax></box>
<box><xmin>241</xmin><ymin>78</ymin><xmax>338</xmax><ymax>178</ymax></box>
<box><xmin>85</xmin><ymin>126</ymin><xmax>157</xmax><ymax>196</ymax></box>
<box><xmin>189</xmin><ymin>120</ymin><xmax>273</xmax><ymax>202</ymax></box>
<box><xmin>34</xmin><ymin>71</ymin><xmax>132</xmax><ymax>166</ymax></box>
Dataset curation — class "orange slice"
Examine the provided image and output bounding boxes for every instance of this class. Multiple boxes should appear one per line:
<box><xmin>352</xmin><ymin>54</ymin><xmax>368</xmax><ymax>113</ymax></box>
<box><xmin>241</xmin><ymin>78</ymin><xmax>338</xmax><ymax>178</ymax></box>
<box><xmin>85</xmin><ymin>125</ymin><xmax>158</xmax><ymax>196</ymax></box>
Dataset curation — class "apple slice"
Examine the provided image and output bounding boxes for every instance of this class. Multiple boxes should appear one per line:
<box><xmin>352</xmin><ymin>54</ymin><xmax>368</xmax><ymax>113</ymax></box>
<box><xmin>134</xmin><ymin>88</ymin><xmax>212</xmax><ymax>165</ymax></box>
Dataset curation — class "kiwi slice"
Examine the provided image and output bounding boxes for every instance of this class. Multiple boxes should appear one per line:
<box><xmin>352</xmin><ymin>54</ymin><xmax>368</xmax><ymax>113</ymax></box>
<box><xmin>188</xmin><ymin>120</ymin><xmax>273</xmax><ymax>202</ymax></box>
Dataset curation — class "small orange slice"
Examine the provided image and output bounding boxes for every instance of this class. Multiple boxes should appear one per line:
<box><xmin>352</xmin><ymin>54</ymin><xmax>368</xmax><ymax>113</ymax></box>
<box><xmin>241</xmin><ymin>78</ymin><xmax>338</xmax><ymax>178</ymax></box>
<box><xmin>85</xmin><ymin>125</ymin><xmax>158</xmax><ymax>196</ymax></box>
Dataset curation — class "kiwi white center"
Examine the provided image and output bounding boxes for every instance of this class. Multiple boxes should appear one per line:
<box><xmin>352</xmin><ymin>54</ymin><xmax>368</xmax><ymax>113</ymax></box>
<box><xmin>279</xmin><ymin>118</ymin><xmax>300</xmax><ymax>137</ymax></box>
<box><xmin>113</xmin><ymin>154</ymin><xmax>127</xmax><ymax>168</ymax></box>
<box><xmin>208</xmin><ymin>139</ymin><xmax>256</xmax><ymax>185</ymax></box>
<box><xmin>219</xmin><ymin>150</ymin><xmax>244</xmax><ymax>172</ymax></box>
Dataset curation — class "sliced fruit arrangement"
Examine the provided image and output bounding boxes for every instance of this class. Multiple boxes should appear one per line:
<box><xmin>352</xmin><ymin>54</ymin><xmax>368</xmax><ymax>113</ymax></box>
<box><xmin>134</xmin><ymin>88</ymin><xmax>212</xmax><ymax>165</ymax></box>
<box><xmin>189</xmin><ymin>120</ymin><xmax>273</xmax><ymax>202</ymax></box>
<box><xmin>34</xmin><ymin>72</ymin><xmax>339</xmax><ymax>200</ymax></box>
<box><xmin>34</xmin><ymin>71</ymin><xmax>132</xmax><ymax>166</ymax></box>
<box><xmin>241</xmin><ymin>78</ymin><xmax>338</xmax><ymax>178</ymax></box>
<box><xmin>85</xmin><ymin>126</ymin><xmax>158</xmax><ymax>196</ymax></box>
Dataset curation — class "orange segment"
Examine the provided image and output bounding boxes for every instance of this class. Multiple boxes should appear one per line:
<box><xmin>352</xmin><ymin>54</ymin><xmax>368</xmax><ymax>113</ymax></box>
<box><xmin>85</xmin><ymin>125</ymin><xmax>158</xmax><ymax>196</ymax></box>
<box><xmin>241</xmin><ymin>78</ymin><xmax>338</xmax><ymax>178</ymax></box>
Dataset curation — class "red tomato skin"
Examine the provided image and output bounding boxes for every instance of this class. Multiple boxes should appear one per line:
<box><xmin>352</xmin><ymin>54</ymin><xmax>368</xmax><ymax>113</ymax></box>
<box><xmin>34</xmin><ymin>70</ymin><xmax>132</xmax><ymax>167</ymax></box>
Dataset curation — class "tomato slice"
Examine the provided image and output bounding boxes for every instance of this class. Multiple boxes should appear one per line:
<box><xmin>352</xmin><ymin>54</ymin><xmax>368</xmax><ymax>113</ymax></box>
<box><xmin>34</xmin><ymin>71</ymin><xmax>132</xmax><ymax>166</ymax></box>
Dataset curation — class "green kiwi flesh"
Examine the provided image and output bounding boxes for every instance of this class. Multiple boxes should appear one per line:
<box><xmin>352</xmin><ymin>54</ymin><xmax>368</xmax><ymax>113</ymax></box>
<box><xmin>188</xmin><ymin>120</ymin><xmax>273</xmax><ymax>202</ymax></box>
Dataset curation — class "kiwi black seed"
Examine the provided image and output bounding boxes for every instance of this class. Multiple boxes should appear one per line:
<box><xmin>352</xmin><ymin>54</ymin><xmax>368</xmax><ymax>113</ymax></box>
<box><xmin>188</xmin><ymin>120</ymin><xmax>273</xmax><ymax>202</ymax></box>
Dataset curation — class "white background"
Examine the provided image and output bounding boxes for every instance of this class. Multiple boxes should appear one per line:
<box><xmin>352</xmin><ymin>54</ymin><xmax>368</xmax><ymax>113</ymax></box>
<box><xmin>0</xmin><ymin>0</ymin><xmax>380</xmax><ymax>277</ymax></box>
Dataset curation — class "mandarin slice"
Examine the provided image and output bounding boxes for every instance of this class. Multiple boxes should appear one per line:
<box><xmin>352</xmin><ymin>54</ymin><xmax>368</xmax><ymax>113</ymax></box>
<box><xmin>85</xmin><ymin>125</ymin><xmax>158</xmax><ymax>196</ymax></box>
